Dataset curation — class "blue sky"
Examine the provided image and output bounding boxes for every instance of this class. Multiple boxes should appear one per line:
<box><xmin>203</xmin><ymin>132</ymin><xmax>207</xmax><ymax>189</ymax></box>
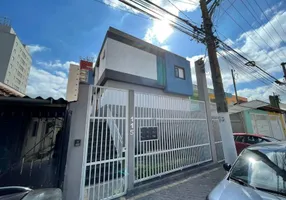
<box><xmin>1</xmin><ymin>0</ymin><xmax>285</xmax><ymax>101</ymax></box>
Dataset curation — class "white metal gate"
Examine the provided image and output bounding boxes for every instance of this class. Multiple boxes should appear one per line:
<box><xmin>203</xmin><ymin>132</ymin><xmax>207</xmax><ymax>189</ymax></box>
<box><xmin>269</xmin><ymin>115</ymin><xmax>285</xmax><ymax>140</ymax></box>
<box><xmin>82</xmin><ymin>86</ymin><xmax>128</xmax><ymax>200</ymax></box>
<box><xmin>134</xmin><ymin>93</ymin><xmax>212</xmax><ymax>183</ymax></box>
<box><xmin>251</xmin><ymin>113</ymin><xmax>273</xmax><ymax>137</ymax></box>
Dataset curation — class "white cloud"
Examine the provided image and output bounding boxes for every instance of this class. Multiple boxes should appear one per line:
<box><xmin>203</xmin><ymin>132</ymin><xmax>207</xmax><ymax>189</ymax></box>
<box><xmin>263</xmin><ymin>1</ymin><xmax>283</xmax><ymax>18</ymax></box>
<box><xmin>186</xmin><ymin>10</ymin><xmax>286</xmax><ymax>102</ymax></box>
<box><xmin>27</xmin><ymin>45</ymin><xmax>48</xmax><ymax>54</ymax></box>
<box><xmin>143</xmin><ymin>0</ymin><xmax>199</xmax><ymax>44</ymax></box>
<box><xmin>26</xmin><ymin>66</ymin><xmax>68</xmax><ymax>99</ymax></box>
<box><xmin>224</xmin><ymin>38</ymin><xmax>234</xmax><ymax>46</ymax></box>
<box><xmin>55</xmin><ymin>71</ymin><xmax>67</xmax><ymax>78</ymax></box>
<box><xmin>109</xmin><ymin>0</ymin><xmax>199</xmax><ymax>44</ymax></box>
<box><xmin>36</xmin><ymin>60</ymin><xmax>78</xmax><ymax>71</ymax></box>
<box><xmin>103</xmin><ymin>0</ymin><xmax>139</xmax><ymax>13</ymax></box>
<box><xmin>144</xmin><ymin>20</ymin><xmax>174</xmax><ymax>44</ymax></box>
<box><xmin>238</xmin><ymin>11</ymin><xmax>286</xmax><ymax>51</ymax></box>
<box><xmin>237</xmin><ymin>83</ymin><xmax>286</xmax><ymax>102</ymax></box>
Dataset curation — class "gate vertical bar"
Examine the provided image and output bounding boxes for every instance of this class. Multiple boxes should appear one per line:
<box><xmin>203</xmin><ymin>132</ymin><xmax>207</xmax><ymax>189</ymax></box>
<box><xmin>195</xmin><ymin>59</ymin><xmax>217</xmax><ymax>163</ymax></box>
<box><xmin>127</xmin><ymin>90</ymin><xmax>135</xmax><ymax>190</ymax></box>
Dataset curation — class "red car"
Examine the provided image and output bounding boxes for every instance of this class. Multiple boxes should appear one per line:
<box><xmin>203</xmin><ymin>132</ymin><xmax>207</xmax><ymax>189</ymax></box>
<box><xmin>233</xmin><ymin>133</ymin><xmax>280</xmax><ymax>155</ymax></box>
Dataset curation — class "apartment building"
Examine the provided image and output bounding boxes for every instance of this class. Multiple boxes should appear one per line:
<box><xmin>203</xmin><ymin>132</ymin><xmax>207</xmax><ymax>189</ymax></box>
<box><xmin>0</xmin><ymin>18</ymin><xmax>32</xmax><ymax>94</ymax></box>
<box><xmin>66</xmin><ymin>64</ymin><xmax>80</xmax><ymax>101</ymax></box>
<box><xmin>66</xmin><ymin>60</ymin><xmax>93</xmax><ymax>101</ymax></box>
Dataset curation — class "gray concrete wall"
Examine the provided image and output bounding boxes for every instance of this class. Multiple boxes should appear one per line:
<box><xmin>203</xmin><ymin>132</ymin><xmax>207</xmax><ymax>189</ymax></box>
<box><xmin>0</xmin><ymin>32</ymin><xmax>14</xmax><ymax>82</ymax></box>
<box><xmin>63</xmin><ymin>84</ymin><xmax>92</xmax><ymax>200</ymax></box>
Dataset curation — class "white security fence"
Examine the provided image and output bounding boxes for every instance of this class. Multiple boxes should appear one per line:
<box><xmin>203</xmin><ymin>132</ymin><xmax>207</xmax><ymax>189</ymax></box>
<box><xmin>134</xmin><ymin>92</ymin><xmax>212</xmax><ymax>182</ymax></box>
<box><xmin>81</xmin><ymin>86</ymin><xmax>220</xmax><ymax>200</ymax></box>
<box><xmin>83</xmin><ymin>86</ymin><xmax>128</xmax><ymax>200</ymax></box>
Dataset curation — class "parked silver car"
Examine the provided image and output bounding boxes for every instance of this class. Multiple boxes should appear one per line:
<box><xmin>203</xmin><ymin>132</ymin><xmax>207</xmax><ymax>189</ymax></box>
<box><xmin>207</xmin><ymin>142</ymin><xmax>286</xmax><ymax>200</ymax></box>
<box><xmin>0</xmin><ymin>186</ymin><xmax>62</xmax><ymax>200</ymax></box>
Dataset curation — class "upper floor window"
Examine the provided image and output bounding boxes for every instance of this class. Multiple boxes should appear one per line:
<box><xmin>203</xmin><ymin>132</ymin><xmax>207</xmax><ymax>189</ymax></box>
<box><xmin>175</xmin><ymin>66</ymin><xmax>185</xmax><ymax>79</ymax></box>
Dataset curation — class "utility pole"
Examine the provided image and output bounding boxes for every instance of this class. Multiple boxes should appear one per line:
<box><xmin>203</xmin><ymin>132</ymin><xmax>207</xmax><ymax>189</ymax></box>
<box><xmin>199</xmin><ymin>0</ymin><xmax>237</xmax><ymax>163</ymax></box>
<box><xmin>281</xmin><ymin>62</ymin><xmax>286</xmax><ymax>80</ymax></box>
<box><xmin>231</xmin><ymin>69</ymin><xmax>239</xmax><ymax>104</ymax></box>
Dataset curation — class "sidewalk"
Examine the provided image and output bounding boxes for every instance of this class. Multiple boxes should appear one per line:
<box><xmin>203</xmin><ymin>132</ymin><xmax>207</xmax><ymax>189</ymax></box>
<box><xmin>126</xmin><ymin>167</ymin><xmax>226</xmax><ymax>200</ymax></box>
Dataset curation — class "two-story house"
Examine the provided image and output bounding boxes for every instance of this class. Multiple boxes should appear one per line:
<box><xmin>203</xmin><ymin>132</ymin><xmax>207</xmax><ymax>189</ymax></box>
<box><xmin>93</xmin><ymin>27</ymin><xmax>193</xmax><ymax>98</ymax></box>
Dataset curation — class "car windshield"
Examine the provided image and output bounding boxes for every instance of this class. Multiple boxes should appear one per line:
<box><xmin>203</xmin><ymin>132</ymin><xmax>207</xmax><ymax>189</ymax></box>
<box><xmin>229</xmin><ymin>148</ymin><xmax>286</xmax><ymax>196</ymax></box>
<box><xmin>262</xmin><ymin>136</ymin><xmax>280</xmax><ymax>142</ymax></box>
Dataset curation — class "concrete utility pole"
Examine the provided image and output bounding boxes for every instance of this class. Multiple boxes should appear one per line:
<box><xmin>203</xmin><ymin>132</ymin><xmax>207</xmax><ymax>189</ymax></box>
<box><xmin>199</xmin><ymin>0</ymin><xmax>237</xmax><ymax>163</ymax></box>
<box><xmin>231</xmin><ymin>69</ymin><xmax>239</xmax><ymax>104</ymax></box>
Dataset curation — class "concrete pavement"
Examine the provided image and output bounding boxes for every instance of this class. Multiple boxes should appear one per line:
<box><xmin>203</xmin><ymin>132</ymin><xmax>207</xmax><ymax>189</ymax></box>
<box><xmin>125</xmin><ymin>167</ymin><xmax>226</xmax><ymax>200</ymax></box>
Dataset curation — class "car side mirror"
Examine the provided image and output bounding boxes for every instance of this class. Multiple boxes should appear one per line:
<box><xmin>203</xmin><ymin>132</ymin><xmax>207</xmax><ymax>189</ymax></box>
<box><xmin>223</xmin><ymin>163</ymin><xmax>231</xmax><ymax>172</ymax></box>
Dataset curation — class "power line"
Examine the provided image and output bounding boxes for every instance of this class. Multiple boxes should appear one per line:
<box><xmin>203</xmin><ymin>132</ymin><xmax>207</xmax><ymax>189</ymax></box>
<box><xmin>218</xmin><ymin>42</ymin><xmax>286</xmax><ymax>93</ymax></box>
<box><xmin>240</xmin><ymin>0</ymin><xmax>285</xmax><ymax>55</ymax></box>
<box><xmin>214</xmin><ymin>0</ymin><xmax>236</xmax><ymax>24</ymax></box>
<box><xmin>171</xmin><ymin>0</ymin><xmax>198</xmax><ymax>6</ymax></box>
<box><xmin>118</xmin><ymin>0</ymin><xmax>286</xmax><ymax>92</ymax></box>
<box><xmin>94</xmin><ymin>0</ymin><xmax>149</xmax><ymax>20</ymax></box>
<box><xmin>225</xmin><ymin>0</ymin><xmax>285</xmax><ymax>62</ymax></box>
<box><xmin>263</xmin><ymin>0</ymin><xmax>286</xmax><ymax>36</ymax></box>
<box><xmin>218</xmin><ymin>49</ymin><xmax>286</xmax><ymax>94</ymax></box>
<box><xmin>219</xmin><ymin>4</ymin><xmax>283</xmax><ymax>68</ymax></box>
<box><xmin>119</xmin><ymin>0</ymin><xmax>205</xmax><ymax>42</ymax></box>
<box><xmin>253</xmin><ymin>0</ymin><xmax>285</xmax><ymax>43</ymax></box>
<box><xmin>240</xmin><ymin>0</ymin><xmax>286</xmax><ymax>59</ymax></box>
<box><xmin>167</xmin><ymin>0</ymin><xmax>199</xmax><ymax>26</ymax></box>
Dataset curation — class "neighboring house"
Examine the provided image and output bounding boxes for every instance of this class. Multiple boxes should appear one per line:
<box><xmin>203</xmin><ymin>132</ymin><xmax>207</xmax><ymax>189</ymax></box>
<box><xmin>192</xmin><ymin>84</ymin><xmax>247</xmax><ymax>105</ymax></box>
<box><xmin>0</xmin><ymin>18</ymin><xmax>32</xmax><ymax>94</ymax></box>
<box><xmin>228</xmin><ymin>100</ymin><xmax>286</xmax><ymax>140</ymax></box>
<box><xmin>0</xmin><ymin>95</ymin><xmax>70</xmax><ymax>189</ymax></box>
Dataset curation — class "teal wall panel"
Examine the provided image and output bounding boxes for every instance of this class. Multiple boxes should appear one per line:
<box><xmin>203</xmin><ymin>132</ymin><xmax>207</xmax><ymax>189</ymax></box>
<box><xmin>156</xmin><ymin>56</ymin><xmax>166</xmax><ymax>86</ymax></box>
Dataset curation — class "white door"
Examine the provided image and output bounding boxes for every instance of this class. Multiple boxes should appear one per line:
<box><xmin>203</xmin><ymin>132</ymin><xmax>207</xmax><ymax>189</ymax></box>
<box><xmin>269</xmin><ymin>116</ymin><xmax>285</xmax><ymax>140</ymax></box>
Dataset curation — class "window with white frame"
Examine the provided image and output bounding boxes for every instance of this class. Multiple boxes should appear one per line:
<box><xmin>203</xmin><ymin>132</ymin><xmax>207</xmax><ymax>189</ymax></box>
<box><xmin>174</xmin><ymin>66</ymin><xmax>185</xmax><ymax>79</ymax></box>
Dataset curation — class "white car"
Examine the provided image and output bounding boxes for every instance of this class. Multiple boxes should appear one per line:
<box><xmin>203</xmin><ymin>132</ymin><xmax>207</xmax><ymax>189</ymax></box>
<box><xmin>207</xmin><ymin>142</ymin><xmax>286</xmax><ymax>200</ymax></box>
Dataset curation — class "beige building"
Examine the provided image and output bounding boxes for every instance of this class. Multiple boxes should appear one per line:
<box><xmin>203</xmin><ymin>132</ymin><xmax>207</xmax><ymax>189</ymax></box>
<box><xmin>0</xmin><ymin>18</ymin><xmax>32</xmax><ymax>94</ymax></box>
<box><xmin>66</xmin><ymin>64</ymin><xmax>80</xmax><ymax>102</ymax></box>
